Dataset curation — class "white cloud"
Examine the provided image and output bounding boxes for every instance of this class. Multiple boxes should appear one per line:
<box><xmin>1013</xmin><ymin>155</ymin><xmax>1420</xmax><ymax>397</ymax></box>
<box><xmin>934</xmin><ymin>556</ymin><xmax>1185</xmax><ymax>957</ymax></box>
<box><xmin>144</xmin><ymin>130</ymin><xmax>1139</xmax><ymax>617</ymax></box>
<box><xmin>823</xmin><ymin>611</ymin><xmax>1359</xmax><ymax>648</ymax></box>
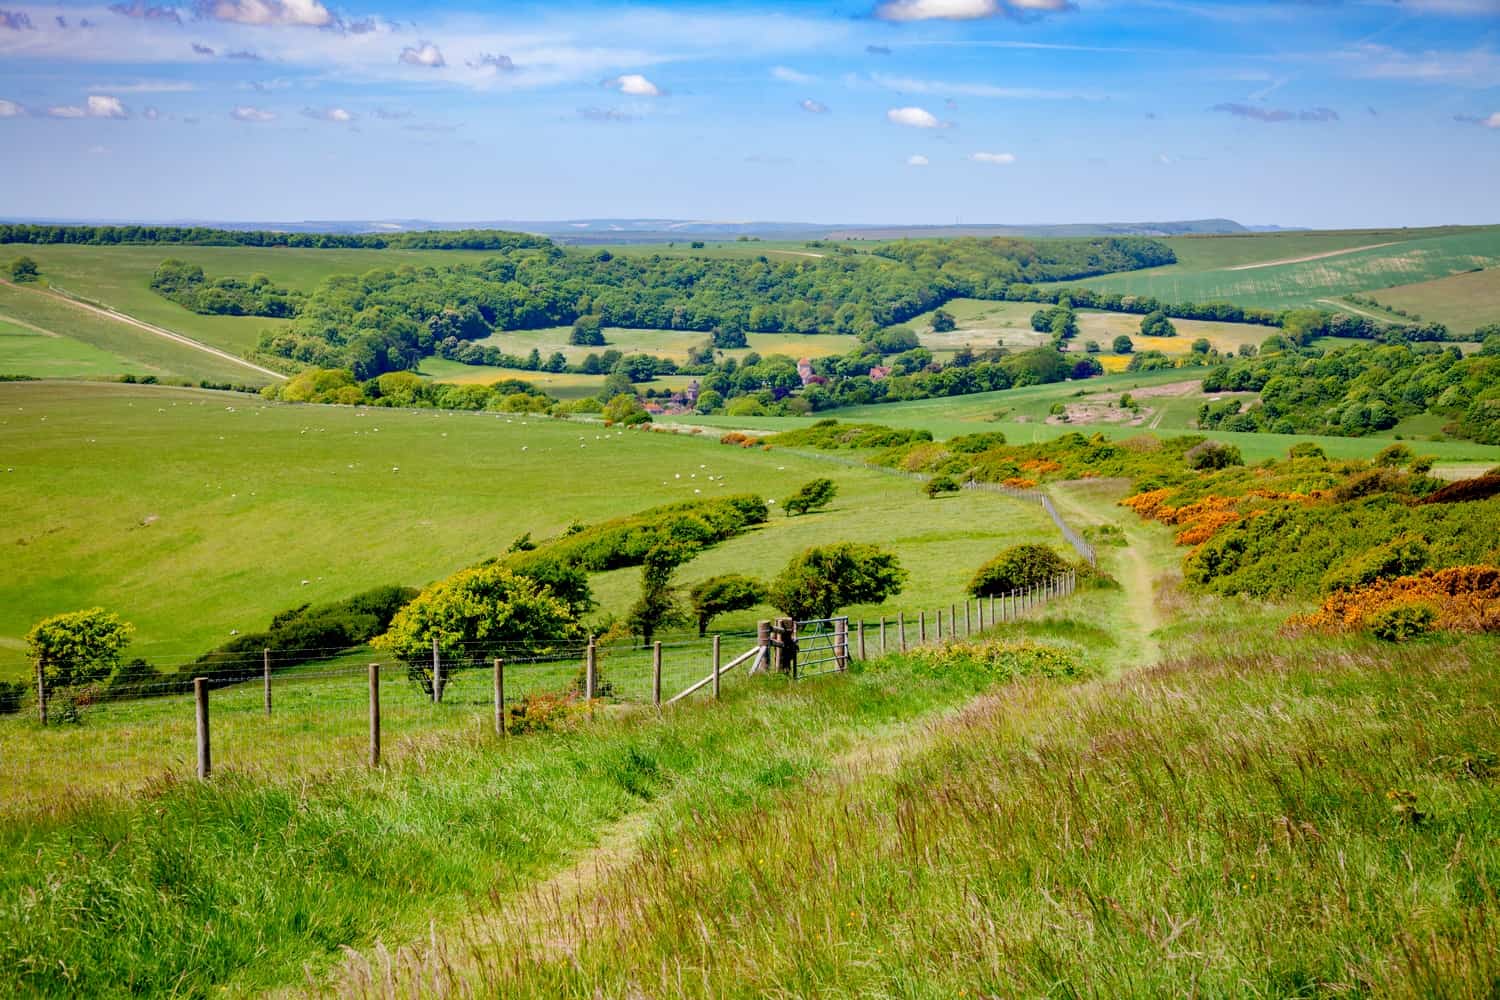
<box><xmin>771</xmin><ymin>65</ymin><xmax>815</xmax><ymax>84</ymax></box>
<box><xmin>607</xmin><ymin>73</ymin><xmax>661</xmax><ymax>96</ymax></box>
<box><xmin>969</xmin><ymin>151</ymin><xmax>1016</xmax><ymax>164</ymax></box>
<box><xmin>87</xmin><ymin>94</ymin><xmax>129</xmax><ymax>118</ymax></box>
<box><xmin>907</xmin><ymin>153</ymin><xmax>929</xmax><ymax>166</ymax></box>
<box><xmin>231</xmin><ymin>104</ymin><xmax>276</xmax><ymax>121</ymax></box>
<box><xmin>1455</xmin><ymin>111</ymin><xmax>1500</xmax><ymax>128</ymax></box>
<box><xmin>88</xmin><ymin>80</ymin><xmax>195</xmax><ymax>94</ymax></box>
<box><xmin>1331</xmin><ymin>43</ymin><xmax>1500</xmax><ymax>88</ymax></box>
<box><xmin>47</xmin><ymin>105</ymin><xmax>87</xmax><ymax>118</ymax></box>
<box><xmin>301</xmin><ymin>105</ymin><xmax>354</xmax><ymax>121</ymax></box>
<box><xmin>873</xmin><ymin>0</ymin><xmax>1072</xmax><ymax>22</ymax></box>
<box><xmin>800</xmin><ymin>98</ymin><xmax>828</xmax><ymax>113</ymax></box>
<box><xmin>200</xmin><ymin>0</ymin><xmax>333</xmax><ymax>28</ymax></box>
<box><xmin>0</xmin><ymin>98</ymin><xmax>23</xmax><ymax>117</ymax></box>
<box><xmin>887</xmin><ymin>105</ymin><xmax>941</xmax><ymax>127</ymax></box>
<box><xmin>1488</xmin><ymin>112</ymin><xmax>1500</xmax><ymax>128</ymax></box>
<box><xmin>398</xmin><ymin>41</ymin><xmax>445</xmax><ymax>68</ymax></box>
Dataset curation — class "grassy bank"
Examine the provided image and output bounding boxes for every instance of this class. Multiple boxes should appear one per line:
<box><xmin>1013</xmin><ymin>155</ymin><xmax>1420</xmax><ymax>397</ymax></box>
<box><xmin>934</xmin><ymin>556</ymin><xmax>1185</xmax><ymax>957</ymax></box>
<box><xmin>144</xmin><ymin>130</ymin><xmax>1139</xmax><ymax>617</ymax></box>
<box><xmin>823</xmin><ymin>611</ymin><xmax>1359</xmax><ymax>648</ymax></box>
<box><xmin>359</xmin><ymin>614</ymin><xmax>1500</xmax><ymax>998</ymax></box>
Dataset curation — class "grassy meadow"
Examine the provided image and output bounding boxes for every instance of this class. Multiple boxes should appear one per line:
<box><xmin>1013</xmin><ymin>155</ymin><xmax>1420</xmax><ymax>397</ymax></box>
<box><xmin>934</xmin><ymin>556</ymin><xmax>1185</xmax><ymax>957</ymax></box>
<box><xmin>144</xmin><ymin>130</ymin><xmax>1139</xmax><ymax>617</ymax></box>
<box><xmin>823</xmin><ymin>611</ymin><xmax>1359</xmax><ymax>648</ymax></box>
<box><xmin>1364</xmin><ymin>266</ymin><xmax>1500</xmax><ymax>333</ymax></box>
<box><xmin>0</xmin><ymin>380</ymin><xmax>1056</xmax><ymax>681</ymax></box>
<box><xmin>0</xmin><ymin>317</ymin><xmax>134</xmax><ymax>377</ymax></box>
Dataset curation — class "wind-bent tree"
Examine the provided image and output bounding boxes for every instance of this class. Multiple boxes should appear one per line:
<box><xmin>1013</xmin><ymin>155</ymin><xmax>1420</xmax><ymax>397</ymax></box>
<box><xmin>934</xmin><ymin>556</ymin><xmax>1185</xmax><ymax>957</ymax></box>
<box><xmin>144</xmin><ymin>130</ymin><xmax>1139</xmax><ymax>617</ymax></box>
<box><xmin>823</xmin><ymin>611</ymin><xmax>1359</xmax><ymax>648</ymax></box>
<box><xmin>689</xmin><ymin>574</ymin><xmax>768</xmax><ymax>635</ymax></box>
<box><xmin>784</xmin><ymin>478</ymin><xmax>838</xmax><ymax>516</ymax></box>
<box><xmin>626</xmin><ymin>538</ymin><xmax>696</xmax><ymax>645</ymax></box>
<box><xmin>771</xmin><ymin>543</ymin><xmax>907</xmax><ymax>621</ymax></box>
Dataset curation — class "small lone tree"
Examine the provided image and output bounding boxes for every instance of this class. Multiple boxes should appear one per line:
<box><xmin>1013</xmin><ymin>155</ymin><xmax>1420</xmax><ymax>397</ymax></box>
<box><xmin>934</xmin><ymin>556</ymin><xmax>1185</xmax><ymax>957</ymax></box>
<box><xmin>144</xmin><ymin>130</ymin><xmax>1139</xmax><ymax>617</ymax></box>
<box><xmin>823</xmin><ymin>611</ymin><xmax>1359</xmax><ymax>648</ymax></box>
<box><xmin>570</xmin><ymin>314</ymin><xmax>606</xmax><ymax>346</ymax></box>
<box><xmin>771</xmin><ymin>543</ymin><xmax>907</xmax><ymax>621</ymax></box>
<box><xmin>1140</xmin><ymin>311</ymin><xmax>1177</xmax><ymax>338</ymax></box>
<box><xmin>968</xmin><ymin>544</ymin><xmax>1070</xmax><ymax>597</ymax></box>
<box><xmin>603</xmin><ymin>392</ymin><xmax>651</xmax><ymax>425</ymax></box>
<box><xmin>784</xmin><ymin>478</ymin><xmax>837</xmax><ymax>516</ymax></box>
<box><xmin>8</xmin><ymin>256</ymin><xmax>40</xmax><ymax>284</ymax></box>
<box><xmin>1185</xmin><ymin>440</ymin><xmax>1244</xmax><ymax>470</ymax></box>
<box><xmin>925</xmin><ymin>474</ymin><xmax>960</xmax><ymax>498</ymax></box>
<box><xmin>930</xmin><ymin>308</ymin><xmax>957</xmax><ymax>333</ymax></box>
<box><xmin>27</xmin><ymin>608</ymin><xmax>134</xmax><ymax>722</ymax></box>
<box><xmin>1112</xmin><ymin>334</ymin><xmax>1134</xmax><ymax>355</ymax></box>
<box><xmin>626</xmin><ymin>538</ymin><xmax>695</xmax><ymax>645</ymax></box>
<box><xmin>689</xmin><ymin>574</ymin><xmax>768</xmax><ymax>635</ymax></box>
<box><xmin>374</xmin><ymin>565</ymin><xmax>584</xmax><ymax>699</ymax></box>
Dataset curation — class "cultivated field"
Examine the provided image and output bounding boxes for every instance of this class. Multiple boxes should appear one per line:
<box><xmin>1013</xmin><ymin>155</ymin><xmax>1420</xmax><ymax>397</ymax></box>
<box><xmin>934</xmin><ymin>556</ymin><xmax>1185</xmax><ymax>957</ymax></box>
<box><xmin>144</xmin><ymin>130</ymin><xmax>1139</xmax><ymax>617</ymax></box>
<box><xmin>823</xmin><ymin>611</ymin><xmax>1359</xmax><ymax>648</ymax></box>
<box><xmin>0</xmin><ymin>380</ymin><xmax>1056</xmax><ymax>681</ymax></box>
<box><xmin>1051</xmin><ymin>226</ymin><xmax>1500</xmax><ymax>321</ymax></box>
<box><xmin>1364</xmin><ymin>266</ymin><xmax>1500</xmax><ymax>333</ymax></box>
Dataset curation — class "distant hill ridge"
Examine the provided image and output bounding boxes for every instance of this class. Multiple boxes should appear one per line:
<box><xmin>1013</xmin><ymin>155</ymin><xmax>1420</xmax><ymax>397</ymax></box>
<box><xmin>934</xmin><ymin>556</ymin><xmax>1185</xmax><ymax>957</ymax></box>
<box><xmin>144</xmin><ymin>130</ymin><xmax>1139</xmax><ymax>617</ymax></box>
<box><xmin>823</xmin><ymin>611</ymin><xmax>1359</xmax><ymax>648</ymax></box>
<box><xmin>0</xmin><ymin>216</ymin><xmax>1276</xmax><ymax>244</ymax></box>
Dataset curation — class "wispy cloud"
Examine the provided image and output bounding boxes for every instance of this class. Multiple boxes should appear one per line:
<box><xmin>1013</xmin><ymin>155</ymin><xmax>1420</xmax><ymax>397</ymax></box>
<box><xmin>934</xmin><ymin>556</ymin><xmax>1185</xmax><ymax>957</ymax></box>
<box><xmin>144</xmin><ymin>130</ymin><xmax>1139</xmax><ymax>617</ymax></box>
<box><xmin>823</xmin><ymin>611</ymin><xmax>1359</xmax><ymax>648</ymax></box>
<box><xmin>771</xmin><ymin>65</ymin><xmax>815</xmax><ymax>84</ymax></box>
<box><xmin>869</xmin><ymin>72</ymin><xmax>1109</xmax><ymax>101</ymax></box>
<box><xmin>87</xmin><ymin>80</ymin><xmax>196</xmax><ymax>93</ymax></box>
<box><xmin>800</xmin><ymin>98</ymin><xmax>829</xmax><ymax>113</ymax></box>
<box><xmin>230</xmin><ymin>104</ymin><xmax>276</xmax><ymax>121</ymax></box>
<box><xmin>1330</xmin><ymin>43</ymin><xmax>1500</xmax><ymax>88</ymax></box>
<box><xmin>1453</xmin><ymin>111</ymin><xmax>1500</xmax><ymax>128</ymax></box>
<box><xmin>887</xmin><ymin>105</ymin><xmax>945</xmax><ymax>128</ymax></box>
<box><xmin>873</xmin><ymin>0</ymin><xmax>1074</xmax><ymax>22</ymax></box>
<box><xmin>969</xmin><ymin>150</ymin><xmax>1015</xmax><ymax>164</ymax></box>
<box><xmin>578</xmin><ymin>106</ymin><xmax>636</xmax><ymax>122</ymax></box>
<box><xmin>107</xmin><ymin>3</ymin><xmax>182</xmax><ymax>24</ymax></box>
<box><xmin>301</xmin><ymin>105</ymin><xmax>354</xmax><ymax>122</ymax></box>
<box><xmin>398</xmin><ymin>41</ymin><xmax>445</xmax><ymax>68</ymax></box>
<box><xmin>907</xmin><ymin>153</ymin><xmax>929</xmax><ymax>166</ymax></box>
<box><xmin>605</xmin><ymin>73</ymin><xmax>661</xmax><ymax>96</ymax></box>
<box><xmin>0</xmin><ymin>98</ymin><xmax>25</xmax><ymax>117</ymax></box>
<box><xmin>466</xmin><ymin>52</ymin><xmax>515</xmax><ymax>73</ymax></box>
<box><xmin>197</xmin><ymin>0</ymin><xmax>334</xmax><ymax>28</ymax></box>
<box><xmin>1212</xmin><ymin>102</ymin><xmax>1338</xmax><ymax>122</ymax></box>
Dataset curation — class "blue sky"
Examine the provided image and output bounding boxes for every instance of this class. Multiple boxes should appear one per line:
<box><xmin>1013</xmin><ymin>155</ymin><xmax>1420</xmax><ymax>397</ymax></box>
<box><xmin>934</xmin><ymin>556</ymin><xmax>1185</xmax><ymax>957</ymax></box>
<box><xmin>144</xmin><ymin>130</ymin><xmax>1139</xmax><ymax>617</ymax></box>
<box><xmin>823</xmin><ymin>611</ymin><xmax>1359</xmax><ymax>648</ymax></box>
<box><xmin>1</xmin><ymin>0</ymin><xmax>1497</xmax><ymax>226</ymax></box>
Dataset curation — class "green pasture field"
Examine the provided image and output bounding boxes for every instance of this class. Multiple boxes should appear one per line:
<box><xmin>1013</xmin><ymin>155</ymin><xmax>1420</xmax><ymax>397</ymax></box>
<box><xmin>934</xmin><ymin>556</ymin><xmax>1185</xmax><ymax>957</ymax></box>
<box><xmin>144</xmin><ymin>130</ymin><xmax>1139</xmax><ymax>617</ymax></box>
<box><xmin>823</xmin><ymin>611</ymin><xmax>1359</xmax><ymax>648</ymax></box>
<box><xmin>2</xmin><ymin>243</ymin><xmax>500</xmax><ymax>356</ymax></box>
<box><xmin>1364</xmin><ymin>266</ymin><xmax>1500</xmax><ymax>334</ymax></box>
<box><xmin>684</xmin><ymin>370</ymin><xmax>1500</xmax><ymax>465</ymax></box>
<box><xmin>469</xmin><ymin>325</ymin><xmax>852</xmax><ymax>366</ymax></box>
<box><xmin>0</xmin><ymin>380</ymin><xmax>1056</xmax><ymax>682</ymax></box>
<box><xmin>0</xmin><ymin>281</ymin><xmax>274</xmax><ymax>384</ymax></box>
<box><xmin>1049</xmin><ymin>226</ymin><xmax>1500</xmax><ymax>314</ymax></box>
<box><xmin>0</xmin><ymin>317</ymin><xmax>134</xmax><ymax>377</ymax></box>
<box><xmin>417</xmin><ymin>358</ymin><xmax>707</xmax><ymax>398</ymax></box>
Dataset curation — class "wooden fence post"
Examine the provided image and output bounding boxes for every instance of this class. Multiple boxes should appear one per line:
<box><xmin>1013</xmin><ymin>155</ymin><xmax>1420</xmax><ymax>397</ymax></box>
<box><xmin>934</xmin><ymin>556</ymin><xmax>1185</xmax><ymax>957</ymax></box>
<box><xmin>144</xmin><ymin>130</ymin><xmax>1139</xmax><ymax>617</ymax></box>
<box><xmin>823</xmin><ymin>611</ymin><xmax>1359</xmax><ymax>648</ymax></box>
<box><xmin>494</xmin><ymin>658</ymin><xmax>505</xmax><ymax>737</ymax></box>
<box><xmin>785</xmin><ymin>619</ymin><xmax>799</xmax><ymax>679</ymax></box>
<box><xmin>835</xmin><ymin>617</ymin><xmax>848</xmax><ymax>671</ymax></box>
<box><xmin>880</xmin><ymin>617</ymin><xmax>887</xmax><ymax>654</ymax></box>
<box><xmin>35</xmin><ymin>661</ymin><xmax>46</xmax><ymax>726</ymax></box>
<box><xmin>857</xmin><ymin>620</ymin><xmax>866</xmax><ymax>661</ymax></box>
<box><xmin>966</xmin><ymin>600</ymin><xmax>972</xmax><ymax>636</ymax></box>
<box><xmin>585</xmin><ymin>640</ymin><xmax>597</xmax><ymax>702</ymax></box>
<box><xmin>712</xmin><ymin>635</ymin><xmax>721</xmax><ymax>700</ymax></box>
<box><xmin>936</xmin><ymin>608</ymin><xmax>943</xmax><ymax>641</ymax></box>
<box><xmin>263</xmin><ymin>648</ymin><xmax>272</xmax><ymax>716</ymax></box>
<box><xmin>368</xmin><ymin>663</ymin><xmax>381</xmax><ymax>769</ymax></box>
<box><xmin>950</xmin><ymin>603</ymin><xmax>957</xmax><ymax>639</ymax></box>
<box><xmin>898</xmin><ymin>612</ymin><xmax>907</xmax><ymax>652</ymax></box>
<box><xmin>919</xmin><ymin>611</ymin><xmax>926</xmax><ymax>645</ymax></box>
<box><xmin>652</xmin><ymin>641</ymin><xmax>663</xmax><ymax>708</ymax></box>
<box><xmin>431</xmin><ymin>636</ymin><xmax>442</xmax><ymax>704</ymax></box>
<box><xmin>194</xmin><ymin>677</ymin><xmax>210</xmax><ymax>780</ymax></box>
<box><xmin>989</xmin><ymin>595</ymin><xmax>996</xmax><ymax>626</ymax></box>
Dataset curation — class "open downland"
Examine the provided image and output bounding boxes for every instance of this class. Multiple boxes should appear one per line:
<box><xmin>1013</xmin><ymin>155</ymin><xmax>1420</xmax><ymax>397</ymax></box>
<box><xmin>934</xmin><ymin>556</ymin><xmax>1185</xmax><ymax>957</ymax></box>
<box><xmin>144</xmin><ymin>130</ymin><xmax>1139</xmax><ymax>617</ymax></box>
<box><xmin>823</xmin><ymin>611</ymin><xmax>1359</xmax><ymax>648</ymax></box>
<box><xmin>1047</xmin><ymin>226</ymin><xmax>1500</xmax><ymax>313</ymax></box>
<box><xmin>0</xmin><ymin>318</ymin><xmax>137</xmax><ymax>377</ymax></box>
<box><xmin>0</xmin><ymin>281</ymin><xmax>277</xmax><ymax>385</ymax></box>
<box><xmin>1364</xmin><ymin>267</ymin><xmax>1500</xmax><ymax>335</ymax></box>
<box><xmin>0</xmin><ymin>380</ymin><xmax>1056</xmax><ymax>681</ymax></box>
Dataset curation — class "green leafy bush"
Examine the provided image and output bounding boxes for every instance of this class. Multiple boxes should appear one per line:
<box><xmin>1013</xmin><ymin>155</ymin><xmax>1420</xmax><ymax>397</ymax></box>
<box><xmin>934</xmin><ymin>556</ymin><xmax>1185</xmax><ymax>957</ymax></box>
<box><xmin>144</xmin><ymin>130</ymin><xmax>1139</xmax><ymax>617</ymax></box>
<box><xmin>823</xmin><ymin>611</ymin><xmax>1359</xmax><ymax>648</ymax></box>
<box><xmin>1185</xmin><ymin>440</ymin><xmax>1243</xmax><ymax>470</ymax></box>
<box><xmin>925</xmin><ymin>475</ymin><xmax>961</xmax><ymax>498</ymax></box>
<box><xmin>766</xmin><ymin>420</ymin><xmax>932</xmax><ymax>451</ymax></box>
<box><xmin>0</xmin><ymin>680</ymin><xmax>26</xmax><ymax>715</ymax></box>
<box><xmin>907</xmin><ymin>639</ymin><xmax>1084</xmax><ymax>680</ymax></box>
<box><xmin>771</xmin><ymin>543</ymin><xmax>907</xmax><ymax>621</ymax></box>
<box><xmin>1369</xmin><ymin>603</ymin><xmax>1437</xmax><ymax>642</ymax></box>
<box><xmin>784</xmin><ymin>478</ymin><xmax>838</xmax><ymax>516</ymax></box>
<box><xmin>509</xmin><ymin>496</ymin><xmax>768</xmax><ymax>573</ymax></box>
<box><xmin>968</xmin><ymin>544</ymin><xmax>1071</xmax><ymax>597</ymax></box>
<box><xmin>689</xmin><ymin>574</ymin><xmax>769</xmax><ymax>635</ymax></box>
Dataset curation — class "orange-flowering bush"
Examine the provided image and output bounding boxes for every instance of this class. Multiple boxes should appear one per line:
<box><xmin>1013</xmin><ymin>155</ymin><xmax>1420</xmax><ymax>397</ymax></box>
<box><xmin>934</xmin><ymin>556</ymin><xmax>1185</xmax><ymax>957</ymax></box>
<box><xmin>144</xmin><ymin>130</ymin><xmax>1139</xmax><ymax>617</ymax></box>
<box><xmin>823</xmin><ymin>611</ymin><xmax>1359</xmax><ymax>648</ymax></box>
<box><xmin>718</xmin><ymin>432</ymin><xmax>756</xmax><ymax>447</ymax></box>
<box><xmin>1002</xmin><ymin>476</ymin><xmax>1039</xmax><ymax>489</ymax></box>
<box><xmin>1175</xmin><ymin>511</ymin><xmax>1240</xmax><ymax>546</ymax></box>
<box><xmin>1286</xmin><ymin>565</ymin><xmax>1500</xmax><ymax>637</ymax></box>
<box><xmin>1020</xmin><ymin>458</ymin><xmax>1063</xmax><ymax>474</ymax></box>
<box><xmin>1121</xmin><ymin>488</ymin><xmax>1172</xmax><ymax>520</ymax></box>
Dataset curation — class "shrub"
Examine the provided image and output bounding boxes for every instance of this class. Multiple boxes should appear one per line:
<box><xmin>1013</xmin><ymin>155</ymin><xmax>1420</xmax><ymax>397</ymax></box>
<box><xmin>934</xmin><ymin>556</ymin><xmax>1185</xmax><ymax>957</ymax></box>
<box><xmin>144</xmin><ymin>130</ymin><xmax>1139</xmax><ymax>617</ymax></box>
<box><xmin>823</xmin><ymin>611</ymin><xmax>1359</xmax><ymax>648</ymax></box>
<box><xmin>1288</xmin><ymin>442</ymin><xmax>1326</xmax><ymax>460</ymax></box>
<box><xmin>771</xmin><ymin>543</ymin><xmax>907</xmax><ymax>621</ymax></box>
<box><xmin>8</xmin><ymin>255</ymin><xmax>39</xmax><ymax>283</ymax></box>
<box><xmin>1321</xmin><ymin>533</ymin><xmax>1431</xmax><ymax>593</ymax></box>
<box><xmin>930</xmin><ymin>308</ymin><xmax>956</xmax><ymax>333</ymax></box>
<box><xmin>1369</xmin><ymin>603</ymin><xmax>1437</xmax><ymax>642</ymax></box>
<box><xmin>569</xmin><ymin>315</ymin><xmax>606</xmax><ymax>346</ymax></box>
<box><xmin>1140</xmin><ymin>310</ymin><xmax>1176</xmax><ymax>337</ymax></box>
<box><xmin>27</xmin><ymin>608</ymin><xmax>134</xmax><ymax>690</ymax></box>
<box><xmin>1420</xmin><ymin>474</ymin><xmax>1500</xmax><ymax>505</ymax></box>
<box><xmin>510</xmin><ymin>496</ymin><xmax>768</xmax><ymax>574</ymax></box>
<box><xmin>503</xmin><ymin>690</ymin><xmax>584</xmax><ymax>734</ymax></box>
<box><xmin>925</xmin><ymin>475</ymin><xmax>961</xmax><ymax>498</ymax></box>
<box><xmin>1374</xmin><ymin>443</ymin><xmax>1415</xmax><ymax>468</ymax></box>
<box><xmin>968</xmin><ymin>544</ymin><xmax>1071</xmax><ymax>597</ymax></box>
<box><xmin>1185</xmin><ymin>440</ymin><xmax>1243</xmax><ymax>470</ymax></box>
<box><xmin>784</xmin><ymin>478</ymin><xmax>838</xmax><ymax>516</ymax></box>
<box><xmin>603</xmin><ymin>393</ymin><xmax>650</xmax><ymax>425</ymax></box>
<box><xmin>1112</xmin><ymin>335</ymin><xmax>1134</xmax><ymax>355</ymax></box>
